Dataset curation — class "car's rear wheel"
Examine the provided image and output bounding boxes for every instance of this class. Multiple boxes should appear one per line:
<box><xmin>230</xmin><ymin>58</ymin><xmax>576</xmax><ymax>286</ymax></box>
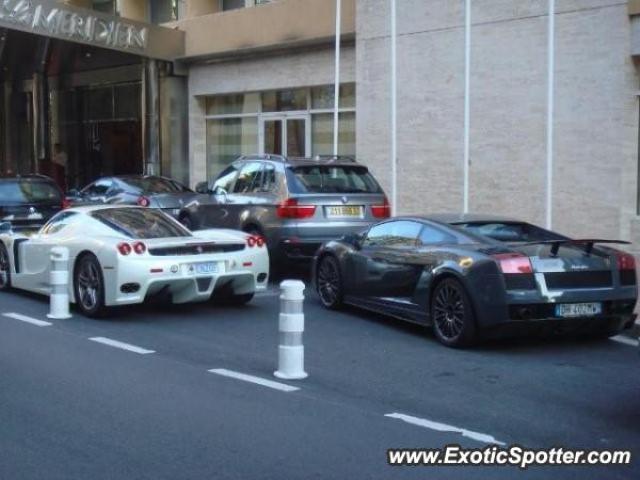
<box><xmin>0</xmin><ymin>243</ymin><xmax>11</xmax><ymax>291</ymax></box>
<box><xmin>74</xmin><ymin>254</ymin><xmax>108</xmax><ymax>318</ymax></box>
<box><xmin>316</xmin><ymin>255</ymin><xmax>343</xmax><ymax>309</ymax></box>
<box><xmin>431</xmin><ymin>278</ymin><xmax>477</xmax><ymax>348</ymax></box>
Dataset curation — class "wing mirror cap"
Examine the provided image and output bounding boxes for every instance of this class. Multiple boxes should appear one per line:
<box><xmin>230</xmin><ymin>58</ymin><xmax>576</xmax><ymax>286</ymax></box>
<box><xmin>343</xmin><ymin>232</ymin><xmax>364</xmax><ymax>250</ymax></box>
<box><xmin>195</xmin><ymin>181</ymin><xmax>211</xmax><ymax>194</ymax></box>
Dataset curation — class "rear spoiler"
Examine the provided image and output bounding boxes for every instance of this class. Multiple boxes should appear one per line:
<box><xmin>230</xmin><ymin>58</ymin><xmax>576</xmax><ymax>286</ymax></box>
<box><xmin>509</xmin><ymin>239</ymin><xmax>631</xmax><ymax>256</ymax></box>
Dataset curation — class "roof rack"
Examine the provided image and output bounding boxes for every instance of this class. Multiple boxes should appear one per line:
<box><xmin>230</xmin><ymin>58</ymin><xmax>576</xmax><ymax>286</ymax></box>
<box><xmin>311</xmin><ymin>155</ymin><xmax>357</xmax><ymax>163</ymax></box>
<box><xmin>238</xmin><ymin>154</ymin><xmax>287</xmax><ymax>163</ymax></box>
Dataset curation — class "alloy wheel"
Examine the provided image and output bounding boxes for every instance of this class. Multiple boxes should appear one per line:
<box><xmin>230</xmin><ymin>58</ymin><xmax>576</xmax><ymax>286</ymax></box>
<box><xmin>78</xmin><ymin>260</ymin><xmax>101</xmax><ymax>311</ymax></box>
<box><xmin>317</xmin><ymin>257</ymin><xmax>341</xmax><ymax>307</ymax></box>
<box><xmin>433</xmin><ymin>282</ymin><xmax>466</xmax><ymax>341</ymax></box>
<box><xmin>0</xmin><ymin>246</ymin><xmax>9</xmax><ymax>289</ymax></box>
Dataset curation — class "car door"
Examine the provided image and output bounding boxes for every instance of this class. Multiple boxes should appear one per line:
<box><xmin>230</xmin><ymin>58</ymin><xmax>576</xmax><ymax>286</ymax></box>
<box><xmin>347</xmin><ymin>220</ymin><xmax>424</xmax><ymax>305</ymax></box>
<box><xmin>18</xmin><ymin>212</ymin><xmax>78</xmax><ymax>293</ymax></box>
<box><xmin>196</xmin><ymin>164</ymin><xmax>239</xmax><ymax>228</ymax></box>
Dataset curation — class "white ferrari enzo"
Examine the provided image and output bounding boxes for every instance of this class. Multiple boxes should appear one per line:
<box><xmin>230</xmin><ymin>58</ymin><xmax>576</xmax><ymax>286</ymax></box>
<box><xmin>0</xmin><ymin>205</ymin><xmax>269</xmax><ymax>317</ymax></box>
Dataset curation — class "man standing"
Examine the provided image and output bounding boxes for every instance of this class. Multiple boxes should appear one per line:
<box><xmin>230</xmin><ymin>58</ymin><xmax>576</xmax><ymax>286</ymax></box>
<box><xmin>52</xmin><ymin>143</ymin><xmax>68</xmax><ymax>191</ymax></box>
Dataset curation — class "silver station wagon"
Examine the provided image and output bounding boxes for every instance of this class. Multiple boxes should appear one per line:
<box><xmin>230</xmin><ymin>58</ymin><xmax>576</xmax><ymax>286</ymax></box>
<box><xmin>178</xmin><ymin>155</ymin><xmax>390</xmax><ymax>265</ymax></box>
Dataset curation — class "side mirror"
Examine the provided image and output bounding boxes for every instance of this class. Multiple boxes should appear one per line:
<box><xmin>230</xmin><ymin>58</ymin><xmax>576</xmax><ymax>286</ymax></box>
<box><xmin>195</xmin><ymin>182</ymin><xmax>210</xmax><ymax>194</ymax></box>
<box><xmin>213</xmin><ymin>186</ymin><xmax>229</xmax><ymax>201</ymax></box>
<box><xmin>344</xmin><ymin>232</ymin><xmax>363</xmax><ymax>250</ymax></box>
<box><xmin>0</xmin><ymin>222</ymin><xmax>12</xmax><ymax>234</ymax></box>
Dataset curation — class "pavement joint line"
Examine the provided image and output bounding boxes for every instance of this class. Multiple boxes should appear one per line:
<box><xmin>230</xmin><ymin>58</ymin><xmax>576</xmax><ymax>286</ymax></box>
<box><xmin>385</xmin><ymin>412</ymin><xmax>506</xmax><ymax>446</ymax></box>
<box><xmin>610</xmin><ymin>335</ymin><xmax>638</xmax><ymax>347</ymax></box>
<box><xmin>208</xmin><ymin>368</ymin><xmax>299</xmax><ymax>392</ymax></box>
<box><xmin>89</xmin><ymin>336</ymin><xmax>156</xmax><ymax>354</ymax></box>
<box><xmin>3</xmin><ymin>312</ymin><xmax>52</xmax><ymax>327</ymax></box>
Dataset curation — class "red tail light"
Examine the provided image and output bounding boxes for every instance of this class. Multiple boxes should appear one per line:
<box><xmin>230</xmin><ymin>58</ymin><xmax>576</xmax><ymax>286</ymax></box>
<box><xmin>137</xmin><ymin>196</ymin><xmax>150</xmax><ymax>207</ymax></box>
<box><xmin>276</xmin><ymin>198</ymin><xmax>316</xmax><ymax>219</ymax></box>
<box><xmin>62</xmin><ymin>198</ymin><xmax>72</xmax><ymax>209</ymax></box>
<box><xmin>371</xmin><ymin>197</ymin><xmax>391</xmax><ymax>218</ymax></box>
<box><xmin>493</xmin><ymin>253</ymin><xmax>533</xmax><ymax>274</ymax></box>
<box><xmin>256</xmin><ymin>236</ymin><xmax>265</xmax><ymax>248</ymax></box>
<box><xmin>133</xmin><ymin>241</ymin><xmax>147</xmax><ymax>255</ymax></box>
<box><xmin>615</xmin><ymin>251</ymin><xmax>636</xmax><ymax>271</ymax></box>
<box><xmin>117</xmin><ymin>242</ymin><xmax>132</xmax><ymax>256</ymax></box>
<box><xmin>247</xmin><ymin>236</ymin><xmax>257</xmax><ymax>248</ymax></box>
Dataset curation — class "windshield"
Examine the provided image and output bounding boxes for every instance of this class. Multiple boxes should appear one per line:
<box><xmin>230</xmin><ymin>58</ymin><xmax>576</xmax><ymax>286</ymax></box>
<box><xmin>91</xmin><ymin>208</ymin><xmax>191</xmax><ymax>239</ymax></box>
<box><xmin>287</xmin><ymin>166</ymin><xmax>383</xmax><ymax>194</ymax></box>
<box><xmin>121</xmin><ymin>177</ymin><xmax>192</xmax><ymax>194</ymax></box>
<box><xmin>455</xmin><ymin>222</ymin><xmax>564</xmax><ymax>242</ymax></box>
<box><xmin>0</xmin><ymin>180</ymin><xmax>62</xmax><ymax>204</ymax></box>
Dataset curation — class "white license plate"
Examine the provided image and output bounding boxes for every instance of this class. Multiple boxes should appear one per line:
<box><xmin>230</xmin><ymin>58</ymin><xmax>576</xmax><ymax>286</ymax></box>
<box><xmin>555</xmin><ymin>302</ymin><xmax>602</xmax><ymax>318</ymax></box>
<box><xmin>187</xmin><ymin>262</ymin><xmax>219</xmax><ymax>275</ymax></box>
<box><xmin>326</xmin><ymin>206</ymin><xmax>363</xmax><ymax>218</ymax></box>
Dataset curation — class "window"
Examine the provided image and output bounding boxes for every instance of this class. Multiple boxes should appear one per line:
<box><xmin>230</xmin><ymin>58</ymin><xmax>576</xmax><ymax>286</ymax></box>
<box><xmin>419</xmin><ymin>226</ymin><xmax>455</xmax><ymax>245</ymax></box>
<box><xmin>311</xmin><ymin>84</ymin><xmax>356</xmax><ymax>109</ymax></box>
<box><xmin>92</xmin><ymin>0</ymin><xmax>116</xmax><ymax>14</ymax></box>
<box><xmin>91</xmin><ymin>208</ymin><xmax>191</xmax><ymax>239</ymax></box>
<box><xmin>262</xmin><ymin>89</ymin><xmax>307</xmax><ymax>112</ymax></box>
<box><xmin>364</xmin><ymin>221</ymin><xmax>422</xmax><ymax>248</ymax></box>
<box><xmin>287</xmin><ymin>166</ymin><xmax>382</xmax><ymax>194</ymax></box>
<box><xmin>0</xmin><ymin>180</ymin><xmax>62</xmax><ymax>204</ymax></box>
<box><xmin>120</xmin><ymin>177</ymin><xmax>191</xmax><ymax>194</ymax></box>
<box><xmin>40</xmin><ymin>212</ymin><xmax>78</xmax><ymax>236</ymax></box>
<box><xmin>311</xmin><ymin>112</ymin><xmax>355</xmax><ymax>157</ymax></box>
<box><xmin>206</xmin><ymin>118</ymin><xmax>258</xmax><ymax>173</ymax></box>
<box><xmin>261</xmin><ymin>164</ymin><xmax>277</xmax><ymax>192</ymax></box>
<box><xmin>233</xmin><ymin>162</ymin><xmax>263</xmax><ymax>193</ymax></box>
<box><xmin>222</xmin><ymin>0</ymin><xmax>245</xmax><ymax>11</ymax></box>
<box><xmin>456</xmin><ymin>222</ymin><xmax>561</xmax><ymax>242</ymax></box>
<box><xmin>82</xmin><ymin>179</ymin><xmax>113</xmax><ymax>197</ymax></box>
<box><xmin>206</xmin><ymin>93</ymin><xmax>260</xmax><ymax>115</ymax></box>
<box><xmin>212</xmin><ymin>165</ymin><xmax>239</xmax><ymax>193</ymax></box>
<box><xmin>150</xmin><ymin>0</ymin><xmax>183</xmax><ymax>22</ymax></box>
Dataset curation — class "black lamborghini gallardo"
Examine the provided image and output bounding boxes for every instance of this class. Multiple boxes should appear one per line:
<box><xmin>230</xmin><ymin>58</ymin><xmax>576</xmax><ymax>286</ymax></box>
<box><xmin>313</xmin><ymin>214</ymin><xmax>638</xmax><ymax>348</ymax></box>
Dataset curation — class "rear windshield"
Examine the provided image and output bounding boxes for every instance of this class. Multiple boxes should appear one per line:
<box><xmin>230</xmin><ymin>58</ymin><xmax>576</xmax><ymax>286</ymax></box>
<box><xmin>91</xmin><ymin>208</ymin><xmax>191</xmax><ymax>239</ymax></box>
<box><xmin>455</xmin><ymin>222</ymin><xmax>563</xmax><ymax>242</ymax></box>
<box><xmin>121</xmin><ymin>177</ymin><xmax>192</xmax><ymax>194</ymax></box>
<box><xmin>0</xmin><ymin>180</ymin><xmax>62</xmax><ymax>204</ymax></box>
<box><xmin>287</xmin><ymin>166</ymin><xmax>383</xmax><ymax>194</ymax></box>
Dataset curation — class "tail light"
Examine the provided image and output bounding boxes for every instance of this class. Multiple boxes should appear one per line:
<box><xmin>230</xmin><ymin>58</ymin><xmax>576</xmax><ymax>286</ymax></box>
<box><xmin>133</xmin><ymin>241</ymin><xmax>147</xmax><ymax>255</ymax></box>
<box><xmin>276</xmin><ymin>198</ymin><xmax>316</xmax><ymax>219</ymax></box>
<box><xmin>256</xmin><ymin>236</ymin><xmax>265</xmax><ymax>248</ymax></box>
<box><xmin>615</xmin><ymin>250</ymin><xmax>636</xmax><ymax>271</ymax></box>
<box><xmin>117</xmin><ymin>242</ymin><xmax>132</xmax><ymax>256</ymax></box>
<box><xmin>62</xmin><ymin>198</ymin><xmax>72</xmax><ymax>209</ymax></box>
<box><xmin>371</xmin><ymin>197</ymin><xmax>391</xmax><ymax>218</ymax></box>
<box><xmin>137</xmin><ymin>196</ymin><xmax>150</xmax><ymax>207</ymax></box>
<box><xmin>493</xmin><ymin>253</ymin><xmax>533</xmax><ymax>274</ymax></box>
<box><xmin>247</xmin><ymin>236</ymin><xmax>257</xmax><ymax>248</ymax></box>
<box><xmin>246</xmin><ymin>235</ymin><xmax>266</xmax><ymax>248</ymax></box>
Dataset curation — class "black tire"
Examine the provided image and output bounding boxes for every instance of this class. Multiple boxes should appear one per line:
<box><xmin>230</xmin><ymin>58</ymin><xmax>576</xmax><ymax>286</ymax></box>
<box><xmin>0</xmin><ymin>243</ymin><xmax>11</xmax><ymax>291</ymax></box>
<box><xmin>430</xmin><ymin>278</ymin><xmax>477</xmax><ymax>348</ymax></box>
<box><xmin>74</xmin><ymin>254</ymin><xmax>108</xmax><ymax>318</ymax></box>
<box><xmin>316</xmin><ymin>255</ymin><xmax>343</xmax><ymax>309</ymax></box>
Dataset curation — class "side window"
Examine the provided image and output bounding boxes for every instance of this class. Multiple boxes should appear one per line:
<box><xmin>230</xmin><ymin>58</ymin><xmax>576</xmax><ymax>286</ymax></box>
<box><xmin>260</xmin><ymin>164</ymin><xmax>277</xmax><ymax>193</ymax></box>
<box><xmin>83</xmin><ymin>179</ymin><xmax>113</xmax><ymax>196</ymax></box>
<box><xmin>418</xmin><ymin>226</ymin><xmax>456</xmax><ymax>245</ymax></box>
<box><xmin>364</xmin><ymin>221</ymin><xmax>422</xmax><ymax>248</ymax></box>
<box><xmin>233</xmin><ymin>162</ymin><xmax>263</xmax><ymax>194</ymax></box>
<box><xmin>212</xmin><ymin>165</ymin><xmax>238</xmax><ymax>193</ymax></box>
<box><xmin>40</xmin><ymin>212</ymin><xmax>78</xmax><ymax>235</ymax></box>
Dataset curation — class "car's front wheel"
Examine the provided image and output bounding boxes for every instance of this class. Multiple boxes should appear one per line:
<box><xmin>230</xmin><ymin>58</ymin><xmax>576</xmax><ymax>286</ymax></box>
<box><xmin>0</xmin><ymin>243</ymin><xmax>11</xmax><ymax>291</ymax></box>
<box><xmin>316</xmin><ymin>255</ymin><xmax>343</xmax><ymax>309</ymax></box>
<box><xmin>74</xmin><ymin>254</ymin><xmax>108</xmax><ymax>318</ymax></box>
<box><xmin>431</xmin><ymin>278</ymin><xmax>477</xmax><ymax>348</ymax></box>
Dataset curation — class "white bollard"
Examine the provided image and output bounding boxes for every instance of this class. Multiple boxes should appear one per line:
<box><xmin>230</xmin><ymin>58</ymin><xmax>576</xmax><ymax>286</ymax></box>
<box><xmin>274</xmin><ymin>279</ymin><xmax>308</xmax><ymax>380</ymax></box>
<box><xmin>47</xmin><ymin>246</ymin><xmax>71</xmax><ymax>319</ymax></box>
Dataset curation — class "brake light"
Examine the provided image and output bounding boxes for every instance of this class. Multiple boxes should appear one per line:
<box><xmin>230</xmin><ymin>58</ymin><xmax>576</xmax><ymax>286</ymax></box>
<box><xmin>256</xmin><ymin>236</ymin><xmax>265</xmax><ymax>248</ymax></box>
<box><xmin>615</xmin><ymin>251</ymin><xmax>636</xmax><ymax>271</ymax></box>
<box><xmin>62</xmin><ymin>198</ymin><xmax>72</xmax><ymax>209</ymax></box>
<box><xmin>117</xmin><ymin>242</ymin><xmax>132</xmax><ymax>256</ymax></box>
<box><xmin>133</xmin><ymin>241</ymin><xmax>147</xmax><ymax>255</ymax></box>
<box><xmin>276</xmin><ymin>198</ymin><xmax>316</xmax><ymax>219</ymax></box>
<box><xmin>371</xmin><ymin>197</ymin><xmax>391</xmax><ymax>218</ymax></box>
<box><xmin>137</xmin><ymin>196</ymin><xmax>150</xmax><ymax>207</ymax></box>
<box><xmin>493</xmin><ymin>253</ymin><xmax>533</xmax><ymax>274</ymax></box>
<box><xmin>246</xmin><ymin>235</ymin><xmax>266</xmax><ymax>248</ymax></box>
<box><xmin>247</xmin><ymin>236</ymin><xmax>257</xmax><ymax>248</ymax></box>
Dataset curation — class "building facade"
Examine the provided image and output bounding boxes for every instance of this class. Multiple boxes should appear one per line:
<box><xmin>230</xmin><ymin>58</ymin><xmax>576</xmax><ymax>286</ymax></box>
<box><xmin>1</xmin><ymin>0</ymin><xmax>640</xmax><ymax>245</ymax></box>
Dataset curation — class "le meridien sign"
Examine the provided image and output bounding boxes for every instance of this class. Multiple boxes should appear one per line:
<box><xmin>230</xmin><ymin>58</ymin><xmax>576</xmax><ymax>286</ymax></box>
<box><xmin>0</xmin><ymin>0</ymin><xmax>184</xmax><ymax>60</ymax></box>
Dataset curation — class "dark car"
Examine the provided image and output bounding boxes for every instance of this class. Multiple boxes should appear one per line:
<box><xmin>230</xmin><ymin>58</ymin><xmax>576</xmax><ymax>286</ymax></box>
<box><xmin>67</xmin><ymin>175</ymin><xmax>196</xmax><ymax>219</ymax></box>
<box><xmin>180</xmin><ymin>154</ymin><xmax>389</xmax><ymax>264</ymax></box>
<box><xmin>0</xmin><ymin>175</ymin><xmax>66</xmax><ymax>232</ymax></box>
<box><xmin>313</xmin><ymin>214</ymin><xmax>638</xmax><ymax>348</ymax></box>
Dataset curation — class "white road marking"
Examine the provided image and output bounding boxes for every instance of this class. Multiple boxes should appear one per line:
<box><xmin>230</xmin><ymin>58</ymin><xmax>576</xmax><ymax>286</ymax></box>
<box><xmin>3</xmin><ymin>312</ymin><xmax>52</xmax><ymax>327</ymax></box>
<box><xmin>385</xmin><ymin>412</ymin><xmax>506</xmax><ymax>446</ymax></box>
<box><xmin>89</xmin><ymin>337</ymin><xmax>155</xmax><ymax>354</ymax></box>
<box><xmin>611</xmin><ymin>336</ymin><xmax>638</xmax><ymax>347</ymax></box>
<box><xmin>208</xmin><ymin>368</ymin><xmax>299</xmax><ymax>392</ymax></box>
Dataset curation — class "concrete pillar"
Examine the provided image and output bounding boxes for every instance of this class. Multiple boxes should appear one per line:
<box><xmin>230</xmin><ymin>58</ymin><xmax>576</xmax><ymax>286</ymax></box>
<box><xmin>117</xmin><ymin>0</ymin><xmax>148</xmax><ymax>21</ymax></box>
<box><xmin>160</xmin><ymin>74</ymin><xmax>188</xmax><ymax>184</ymax></box>
<box><xmin>142</xmin><ymin>59</ymin><xmax>160</xmax><ymax>175</ymax></box>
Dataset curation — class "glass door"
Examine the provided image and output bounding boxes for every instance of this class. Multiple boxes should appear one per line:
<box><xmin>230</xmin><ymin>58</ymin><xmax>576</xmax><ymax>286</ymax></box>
<box><xmin>260</xmin><ymin>115</ymin><xmax>310</xmax><ymax>157</ymax></box>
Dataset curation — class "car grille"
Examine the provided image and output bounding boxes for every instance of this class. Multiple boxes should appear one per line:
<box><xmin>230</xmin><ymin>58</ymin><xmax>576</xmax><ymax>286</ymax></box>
<box><xmin>148</xmin><ymin>243</ymin><xmax>245</xmax><ymax>256</ymax></box>
<box><xmin>544</xmin><ymin>271</ymin><xmax>612</xmax><ymax>290</ymax></box>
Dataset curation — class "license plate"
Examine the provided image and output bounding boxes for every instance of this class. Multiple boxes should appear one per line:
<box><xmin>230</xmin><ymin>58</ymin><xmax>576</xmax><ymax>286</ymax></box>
<box><xmin>326</xmin><ymin>206</ymin><xmax>362</xmax><ymax>218</ymax></box>
<box><xmin>555</xmin><ymin>302</ymin><xmax>602</xmax><ymax>318</ymax></box>
<box><xmin>186</xmin><ymin>262</ymin><xmax>219</xmax><ymax>275</ymax></box>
